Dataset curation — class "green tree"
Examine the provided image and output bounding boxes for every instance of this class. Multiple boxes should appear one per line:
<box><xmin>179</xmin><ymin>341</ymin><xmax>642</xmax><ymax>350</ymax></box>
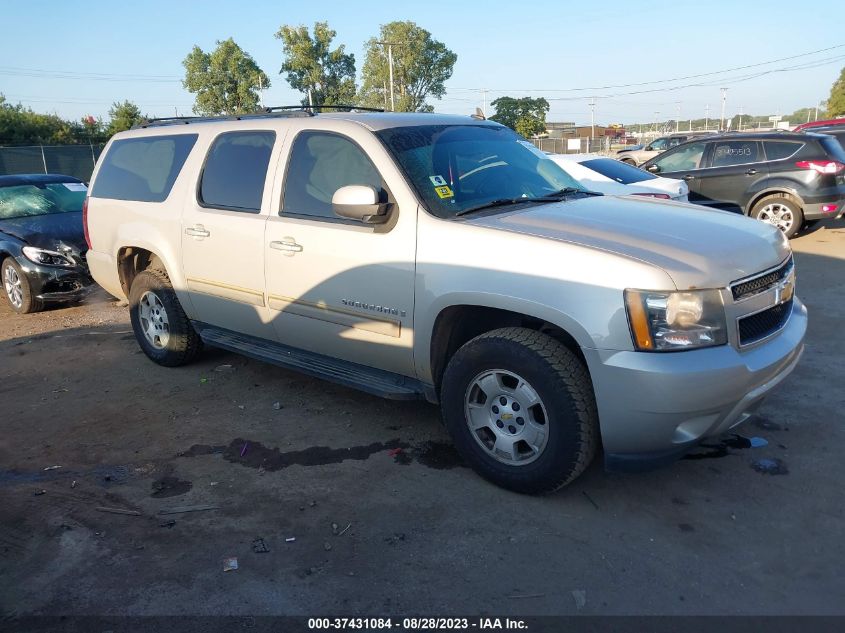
<box><xmin>359</xmin><ymin>21</ymin><xmax>457</xmax><ymax>112</ymax></box>
<box><xmin>490</xmin><ymin>96</ymin><xmax>550</xmax><ymax>138</ymax></box>
<box><xmin>0</xmin><ymin>94</ymin><xmax>78</xmax><ymax>144</ymax></box>
<box><xmin>182</xmin><ymin>38</ymin><xmax>270</xmax><ymax>115</ymax></box>
<box><xmin>107</xmin><ymin>100</ymin><xmax>144</xmax><ymax>135</ymax></box>
<box><xmin>827</xmin><ymin>66</ymin><xmax>845</xmax><ymax>117</ymax></box>
<box><xmin>275</xmin><ymin>22</ymin><xmax>356</xmax><ymax>107</ymax></box>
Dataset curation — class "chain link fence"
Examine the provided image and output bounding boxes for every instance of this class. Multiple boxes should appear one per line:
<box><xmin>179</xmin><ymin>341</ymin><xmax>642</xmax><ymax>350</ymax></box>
<box><xmin>0</xmin><ymin>144</ymin><xmax>105</xmax><ymax>182</ymax></box>
<box><xmin>530</xmin><ymin>137</ymin><xmax>622</xmax><ymax>155</ymax></box>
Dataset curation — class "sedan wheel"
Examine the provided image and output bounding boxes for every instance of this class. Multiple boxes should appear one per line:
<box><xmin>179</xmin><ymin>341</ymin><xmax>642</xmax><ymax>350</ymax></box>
<box><xmin>4</xmin><ymin>263</ymin><xmax>23</xmax><ymax>309</ymax></box>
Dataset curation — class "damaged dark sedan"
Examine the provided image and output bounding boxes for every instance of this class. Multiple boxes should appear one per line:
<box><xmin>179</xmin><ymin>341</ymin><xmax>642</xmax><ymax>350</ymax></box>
<box><xmin>0</xmin><ymin>174</ymin><xmax>94</xmax><ymax>313</ymax></box>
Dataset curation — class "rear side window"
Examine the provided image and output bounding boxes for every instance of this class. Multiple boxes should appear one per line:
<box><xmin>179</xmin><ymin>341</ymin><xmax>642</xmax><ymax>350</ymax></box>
<box><xmin>282</xmin><ymin>131</ymin><xmax>384</xmax><ymax>220</ymax></box>
<box><xmin>199</xmin><ymin>131</ymin><xmax>276</xmax><ymax>212</ymax></box>
<box><xmin>710</xmin><ymin>141</ymin><xmax>760</xmax><ymax>167</ymax></box>
<box><xmin>764</xmin><ymin>141</ymin><xmax>803</xmax><ymax>161</ymax></box>
<box><xmin>582</xmin><ymin>158</ymin><xmax>657</xmax><ymax>184</ymax></box>
<box><xmin>92</xmin><ymin>134</ymin><xmax>197</xmax><ymax>202</ymax></box>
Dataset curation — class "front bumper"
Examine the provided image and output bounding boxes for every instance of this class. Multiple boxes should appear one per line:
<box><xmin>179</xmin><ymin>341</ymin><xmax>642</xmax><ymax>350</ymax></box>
<box><xmin>17</xmin><ymin>256</ymin><xmax>95</xmax><ymax>302</ymax></box>
<box><xmin>583</xmin><ymin>296</ymin><xmax>807</xmax><ymax>472</ymax></box>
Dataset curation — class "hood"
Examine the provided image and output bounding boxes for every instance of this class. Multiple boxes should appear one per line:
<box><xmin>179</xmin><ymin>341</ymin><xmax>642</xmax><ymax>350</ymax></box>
<box><xmin>468</xmin><ymin>196</ymin><xmax>790</xmax><ymax>290</ymax></box>
<box><xmin>0</xmin><ymin>212</ymin><xmax>86</xmax><ymax>254</ymax></box>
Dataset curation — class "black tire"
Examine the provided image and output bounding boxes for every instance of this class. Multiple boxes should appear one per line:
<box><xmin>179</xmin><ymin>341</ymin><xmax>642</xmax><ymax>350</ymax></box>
<box><xmin>440</xmin><ymin>327</ymin><xmax>598</xmax><ymax>494</ymax></box>
<box><xmin>128</xmin><ymin>269</ymin><xmax>202</xmax><ymax>367</ymax></box>
<box><xmin>1</xmin><ymin>257</ymin><xmax>43</xmax><ymax>314</ymax></box>
<box><xmin>803</xmin><ymin>219</ymin><xmax>821</xmax><ymax>230</ymax></box>
<box><xmin>750</xmin><ymin>193</ymin><xmax>803</xmax><ymax>239</ymax></box>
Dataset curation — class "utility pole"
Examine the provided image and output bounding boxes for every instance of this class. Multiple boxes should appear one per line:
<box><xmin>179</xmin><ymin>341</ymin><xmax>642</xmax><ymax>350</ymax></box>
<box><xmin>719</xmin><ymin>88</ymin><xmax>728</xmax><ymax>131</ymax></box>
<box><xmin>258</xmin><ymin>75</ymin><xmax>264</xmax><ymax>109</ymax></box>
<box><xmin>480</xmin><ymin>89</ymin><xmax>490</xmax><ymax>118</ymax></box>
<box><xmin>376</xmin><ymin>41</ymin><xmax>398</xmax><ymax>111</ymax></box>
<box><xmin>704</xmin><ymin>104</ymin><xmax>710</xmax><ymax>131</ymax></box>
<box><xmin>815</xmin><ymin>101</ymin><xmax>820</xmax><ymax>121</ymax></box>
<box><xmin>675</xmin><ymin>101</ymin><xmax>681</xmax><ymax>133</ymax></box>
<box><xmin>738</xmin><ymin>105</ymin><xmax>744</xmax><ymax>131</ymax></box>
<box><xmin>653</xmin><ymin>111</ymin><xmax>659</xmax><ymax>135</ymax></box>
<box><xmin>589</xmin><ymin>97</ymin><xmax>596</xmax><ymax>143</ymax></box>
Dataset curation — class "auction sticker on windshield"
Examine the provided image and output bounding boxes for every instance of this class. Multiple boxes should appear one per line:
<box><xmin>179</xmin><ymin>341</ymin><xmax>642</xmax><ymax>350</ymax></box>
<box><xmin>434</xmin><ymin>185</ymin><xmax>454</xmax><ymax>199</ymax></box>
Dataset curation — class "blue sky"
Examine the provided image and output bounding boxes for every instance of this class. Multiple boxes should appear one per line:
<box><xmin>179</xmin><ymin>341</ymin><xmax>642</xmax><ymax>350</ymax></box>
<box><xmin>1</xmin><ymin>0</ymin><xmax>843</xmax><ymax>125</ymax></box>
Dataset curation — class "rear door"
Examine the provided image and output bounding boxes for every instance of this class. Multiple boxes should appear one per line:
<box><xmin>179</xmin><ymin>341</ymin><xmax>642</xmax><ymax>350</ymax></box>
<box><xmin>180</xmin><ymin>128</ymin><xmax>281</xmax><ymax>339</ymax></box>
<box><xmin>697</xmin><ymin>139</ymin><xmax>766</xmax><ymax>213</ymax></box>
<box><xmin>647</xmin><ymin>140</ymin><xmax>709</xmax><ymax>203</ymax></box>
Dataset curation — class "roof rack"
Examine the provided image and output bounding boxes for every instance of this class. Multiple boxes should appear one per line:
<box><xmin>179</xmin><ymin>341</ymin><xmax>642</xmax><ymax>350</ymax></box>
<box><xmin>133</xmin><ymin>104</ymin><xmax>385</xmax><ymax>129</ymax></box>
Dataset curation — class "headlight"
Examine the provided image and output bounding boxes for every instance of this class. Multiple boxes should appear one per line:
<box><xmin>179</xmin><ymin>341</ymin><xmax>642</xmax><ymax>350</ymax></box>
<box><xmin>21</xmin><ymin>246</ymin><xmax>76</xmax><ymax>268</ymax></box>
<box><xmin>625</xmin><ymin>288</ymin><xmax>727</xmax><ymax>351</ymax></box>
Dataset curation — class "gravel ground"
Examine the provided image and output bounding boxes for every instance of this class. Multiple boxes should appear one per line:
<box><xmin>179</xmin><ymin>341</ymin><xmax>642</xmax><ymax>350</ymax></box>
<box><xmin>0</xmin><ymin>219</ymin><xmax>843</xmax><ymax>620</ymax></box>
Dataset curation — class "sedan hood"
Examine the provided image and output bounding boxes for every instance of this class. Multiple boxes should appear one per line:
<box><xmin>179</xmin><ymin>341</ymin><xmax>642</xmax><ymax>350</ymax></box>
<box><xmin>0</xmin><ymin>212</ymin><xmax>86</xmax><ymax>253</ymax></box>
<box><xmin>468</xmin><ymin>196</ymin><xmax>790</xmax><ymax>289</ymax></box>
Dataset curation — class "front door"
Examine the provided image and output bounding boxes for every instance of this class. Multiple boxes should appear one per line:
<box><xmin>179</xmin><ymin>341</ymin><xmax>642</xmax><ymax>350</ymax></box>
<box><xmin>697</xmin><ymin>139</ymin><xmax>766</xmax><ymax>213</ymax></box>
<box><xmin>264</xmin><ymin>126</ymin><xmax>418</xmax><ymax>377</ymax></box>
<box><xmin>181</xmin><ymin>129</ymin><xmax>280</xmax><ymax>339</ymax></box>
<box><xmin>648</xmin><ymin>140</ymin><xmax>709</xmax><ymax>204</ymax></box>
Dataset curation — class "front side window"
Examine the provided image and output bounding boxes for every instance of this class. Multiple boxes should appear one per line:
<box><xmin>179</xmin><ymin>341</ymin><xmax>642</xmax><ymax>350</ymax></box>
<box><xmin>92</xmin><ymin>134</ymin><xmax>197</xmax><ymax>202</ymax></box>
<box><xmin>376</xmin><ymin>124</ymin><xmax>584</xmax><ymax>219</ymax></box>
<box><xmin>710</xmin><ymin>141</ymin><xmax>760</xmax><ymax>167</ymax></box>
<box><xmin>652</xmin><ymin>141</ymin><xmax>707</xmax><ymax>173</ymax></box>
<box><xmin>649</xmin><ymin>138</ymin><xmax>669</xmax><ymax>151</ymax></box>
<box><xmin>282</xmin><ymin>131</ymin><xmax>384</xmax><ymax>220</ymax></box>
<box><xmin>200</xmin><ymin>131</ymin><xmax>276</xmax><ymax>212</ymax></box>
<box><xmin>0</xmin><ymin>182</ymin><xmax>86</xmax><ymax>220</ymax></box>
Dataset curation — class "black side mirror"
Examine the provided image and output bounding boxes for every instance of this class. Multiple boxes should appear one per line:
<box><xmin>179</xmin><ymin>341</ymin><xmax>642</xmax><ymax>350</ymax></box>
<box><xmin>645</xmin><ymin>146</ymin><xmax>654</xmax><ymax>151</ymax></box>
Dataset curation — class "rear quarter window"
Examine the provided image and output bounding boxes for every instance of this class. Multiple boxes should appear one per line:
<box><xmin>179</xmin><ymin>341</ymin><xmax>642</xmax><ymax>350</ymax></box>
<box><xmin>91</xmin><ymin>134</ymin><xmax>198</xmax><ymax>202</ymax></box>
<box><xmin>763</xmin><ymin>141</ymin><xmax>803</xmax><ymax>161</ymax></box>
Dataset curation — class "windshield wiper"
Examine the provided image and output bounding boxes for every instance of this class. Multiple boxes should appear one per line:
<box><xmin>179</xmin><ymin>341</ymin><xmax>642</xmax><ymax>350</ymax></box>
<box><xmin>546</xmin><ymin>187</ymin><xmax>603</xmax><ymax>198</ymax></box>
<box><xmin>455</xmin><ymin>196</ymin><xmax>565</xmax><ymax>217</ymax></box>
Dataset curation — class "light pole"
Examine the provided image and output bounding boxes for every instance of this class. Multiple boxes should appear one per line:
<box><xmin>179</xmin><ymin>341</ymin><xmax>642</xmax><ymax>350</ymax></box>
<box><xmin>589</xmin><ymin>97</ymin><xmax>596</xmax><ymax>144</ymax></box>
<box><xmin>704</xmin><ymin>104</ymin><xmax>710</xmax><ymax>131</ymax></box>
<box><xmin>376</xmin><ymin>41</ymin><xmax>398</xmax><ymax>111</ymax></box>
<box><xmin>675</xmin><ymin>101</ymin><xmax>681</xmax><ymax>133</ymax></box>
<box><xmin>719</xmin><ymin>87</ymin><xmax>728</xmax><ymax>131</ymax></box>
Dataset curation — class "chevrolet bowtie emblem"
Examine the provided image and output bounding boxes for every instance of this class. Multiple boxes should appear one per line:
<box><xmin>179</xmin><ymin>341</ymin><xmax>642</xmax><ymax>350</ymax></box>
<box><xmin>501</xmin><ymin>413</ymin><xmax>514</xmax><ymax>420</ymax></box>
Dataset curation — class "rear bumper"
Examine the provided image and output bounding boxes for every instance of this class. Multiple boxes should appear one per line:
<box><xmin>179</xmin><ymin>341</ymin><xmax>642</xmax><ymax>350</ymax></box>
<box><xmin>802</xmin><ymin>188</ymin><xmax>845</xmax><ymax>220</ymax></box>
<box><xmin>86</xmin><ymin>249</ymin><xmax>124</xmax><ymax>300</ymax></box>
<box><xmin>583</xmin><ymin>297</ymin><xmax>807</xmax><ymax>472</ymax></box>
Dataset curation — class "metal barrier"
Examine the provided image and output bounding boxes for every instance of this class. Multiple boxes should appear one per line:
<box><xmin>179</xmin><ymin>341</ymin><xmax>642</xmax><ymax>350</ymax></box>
<box><xmin>531</xmin><ymin>137</ymin><xmax>620</xmax><ymax>155</ymax></box>
<box><xmin>0</xmin><ymin>144</ymin><xmax>105</xmax><ymax>182</ymax></box>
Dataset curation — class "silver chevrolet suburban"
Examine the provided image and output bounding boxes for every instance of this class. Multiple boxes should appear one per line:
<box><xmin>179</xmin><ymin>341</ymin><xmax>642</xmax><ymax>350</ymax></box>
<box><xmin>84</xmin><ymin>110</ymin><xmax>806</xmax><ymax>493</ymax></box>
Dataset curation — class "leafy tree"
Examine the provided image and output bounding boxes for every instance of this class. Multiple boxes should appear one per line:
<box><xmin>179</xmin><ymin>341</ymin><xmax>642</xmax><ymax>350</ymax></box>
<box><xmin>107</xmin><ymin>100</ymin><xmax>144</xmax><ymax>135</ymax></box>
<box><xmin>182</xmin><ymin>38</ymin><xmax>270</xmax><ymax>115</ymax></box>
<box><xmin>0</xmin><ymin>95</ymin><xmax>78</xmax><ymax>144</ymax></box>
<box><xmin>359</xmin><ymin>21</ymin><xmax>457</xmax><ymax>112</ymax></box>
<box><xmin>827</xmin><ymin>66</ymin><xmax>845</xmax><ymax>117</ymax></box>
<box><xmin>275</xmin><ymin>22</ymin><xmax>356</xmax><ymax>107</ymax></box>
<box><xmin>490</xmin><ymin>96</ymin><xmax>550</xmax><ymax>138</ymax></box>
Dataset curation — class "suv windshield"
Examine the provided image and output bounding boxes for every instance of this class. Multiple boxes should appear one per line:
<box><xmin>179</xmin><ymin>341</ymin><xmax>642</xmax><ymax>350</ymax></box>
<box><xmin>376</xmin><ymin>124</ymin><xmax>585</xmax><ymax>218</ymax></box>
<box><xmin>0</xmin><ymin>182</ymin><xmax>86</xmax><ymax>220</ymax></box>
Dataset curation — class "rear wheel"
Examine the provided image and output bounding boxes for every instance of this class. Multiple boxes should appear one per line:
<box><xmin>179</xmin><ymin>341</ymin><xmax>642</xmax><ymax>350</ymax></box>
<box><xmin>440</xmin><ymin>327</ymin><xmax>598</xmax><ymax>494</ymax></box>
<box><xmin>2</xmin><ymin>257</ymin><xmax>43</xmax><ymax>314</ymax></box>
<box><xmin>129</xmin><ymin>269</ymin><xmax>202</xmax><ymax>366</ymax></box>
<box><xmin>750</xmin><ymin>193</ymin><xmax>803</xmax><ymax>239</ymax></box>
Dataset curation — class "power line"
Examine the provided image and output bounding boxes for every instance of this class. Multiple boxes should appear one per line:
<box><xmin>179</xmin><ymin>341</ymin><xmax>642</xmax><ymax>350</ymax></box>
<box><xmin>447</xmin><ymin>43</ymin><xmax>845</xmax><ymax>93</ymax></box>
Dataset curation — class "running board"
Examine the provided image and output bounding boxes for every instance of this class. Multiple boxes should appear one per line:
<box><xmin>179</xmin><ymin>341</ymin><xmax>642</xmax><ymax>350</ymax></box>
<box><xmin>195</xmin><ymin>324</ymin><xmax>427</xmax><ymax>401</ymax></box>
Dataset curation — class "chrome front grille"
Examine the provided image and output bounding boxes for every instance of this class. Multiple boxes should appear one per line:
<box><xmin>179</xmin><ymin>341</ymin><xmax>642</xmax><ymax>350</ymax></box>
<box><xmin>731</xmin><ymin>256</ymin><xmax>793</xmax><ymax>301</ymax></box>
<box><xmin>730</xmin><ymin>256</ymin><xmax>796</xmax><ymax>347</ymax></box>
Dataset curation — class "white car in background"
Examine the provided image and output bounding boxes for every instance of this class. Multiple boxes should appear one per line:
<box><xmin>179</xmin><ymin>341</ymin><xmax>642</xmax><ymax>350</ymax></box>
<box><xmin>550</xmin><ymin>153</ymin><xmax>689</xmax><ymax>201</ymax></box>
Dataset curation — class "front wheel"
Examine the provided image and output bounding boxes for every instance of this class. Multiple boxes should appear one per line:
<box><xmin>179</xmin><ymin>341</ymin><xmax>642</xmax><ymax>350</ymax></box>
<box><xmin>2</xmin><ymin>257</ymin><xmax>43</xmax><ymax>314</ymax></box>
<box><xmin>750</xmin><ymin>194</ymin><xmax>803</xmax><ymax>239</ymax></box>
<box><xmin>440</xmin><ymin>328</ymin><xmax>598</xmax><ymax>494</ymax></box>
<box><xmin>129</xmin><ymin>269</ymin><xmax>202</xmax><ymax>367</ymax></box>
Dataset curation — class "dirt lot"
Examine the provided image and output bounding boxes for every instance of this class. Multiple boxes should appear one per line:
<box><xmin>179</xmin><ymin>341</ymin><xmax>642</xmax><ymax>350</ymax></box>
<box><xmin>1</xmin><ymin>220</ymin><xmax>844</xmax><ymax>619</ymax></box>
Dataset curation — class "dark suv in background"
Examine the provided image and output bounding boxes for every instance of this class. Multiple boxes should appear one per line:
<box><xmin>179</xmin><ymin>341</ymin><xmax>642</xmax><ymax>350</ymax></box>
<box><xmin>642</xmin><ymin>131</ymin><xmax>845</xmax><ymax>238</ymax></box>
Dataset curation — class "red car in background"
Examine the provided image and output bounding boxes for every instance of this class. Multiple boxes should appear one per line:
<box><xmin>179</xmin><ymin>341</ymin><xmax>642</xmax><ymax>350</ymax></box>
<box><xmin>793</xmin><ymin>117</ymin><xmax>845</xmax><ymax>132</ymax></box>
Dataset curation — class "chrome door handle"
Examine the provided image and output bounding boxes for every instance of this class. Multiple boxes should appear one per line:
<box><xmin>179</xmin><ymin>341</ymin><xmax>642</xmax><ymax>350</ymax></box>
<box><xmin>745</xmin><ymin>168</ymin><xmax>757</xmax><ymax>175</ymax></box>
<box><xmin>185</xmin><ymin>225</ymin><xmax>210</xmax><ymax>238</ymax></box>
<box><xmin>682</xmin><ymin>174</ymin><xmax>695</xmax><ymax>181</ymax></box>
<box><xmin>270</xmin><ymin>238</ymin><xmax>303</xmax><ymax>255</ymax></box>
